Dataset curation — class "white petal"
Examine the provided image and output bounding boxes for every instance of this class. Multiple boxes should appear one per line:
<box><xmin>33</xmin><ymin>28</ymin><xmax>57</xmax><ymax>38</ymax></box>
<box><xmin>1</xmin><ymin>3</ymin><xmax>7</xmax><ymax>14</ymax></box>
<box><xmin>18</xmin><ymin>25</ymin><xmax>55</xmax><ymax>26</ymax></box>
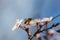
<box><xmin>40</xmin><ymin>22</ymin><xmax>44</xmax><ymax>25</ymax></box>
<box><xmin>34</xmin><ymin>19</ymin><xmax>41</xmax><ymax>23</ymax></box>
<box><xmin>19</xmin><ymin>19</ymin><xmax>24</xmax><ymax>24</ymax></box>
<box><xmin>41</xmin><ymin>19</ymin><xmax>45</xmax><ymax>22</ymax></box>
<box><xmin>12</xmin><ymin>26</ymin><xmax>18</xmax><ymax>31</ymax></box>
<box><xmin>50</xmin><ymin>17</ymin><xmax>53</xmax><ymax>21</ymax></box>
<box><xmin>19</xmin><ymin>19</ymin><xmax>25</xmax><ymax>27</ymax></box>
<box><xmin>49</xmin><ymin>29</ymin><xmax>55</xmax><ymax>34</ymax></box>
<box><xmin>30</xmin><ymin>20</ymin><xmax>35</xmax><ymax>26</ymax></box>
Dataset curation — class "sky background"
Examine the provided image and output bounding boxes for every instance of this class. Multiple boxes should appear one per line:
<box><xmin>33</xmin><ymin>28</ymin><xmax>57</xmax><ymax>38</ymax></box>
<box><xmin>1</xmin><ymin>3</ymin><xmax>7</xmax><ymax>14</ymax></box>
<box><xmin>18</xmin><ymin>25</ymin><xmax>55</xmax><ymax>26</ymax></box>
<box><xmin>0</xmin><ymin>0</ymin><xmax>60</xmax><ymax>40</ymax></box>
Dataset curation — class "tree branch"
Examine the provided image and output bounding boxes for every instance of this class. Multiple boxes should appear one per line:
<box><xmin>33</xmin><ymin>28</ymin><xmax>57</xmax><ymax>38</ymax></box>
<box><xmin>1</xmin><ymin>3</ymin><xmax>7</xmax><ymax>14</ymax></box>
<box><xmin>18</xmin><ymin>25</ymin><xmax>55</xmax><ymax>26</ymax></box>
<box><xmin>30</xmin><ymin>22</ymin><xmax>60</xmax><ymax>40</ymax></box>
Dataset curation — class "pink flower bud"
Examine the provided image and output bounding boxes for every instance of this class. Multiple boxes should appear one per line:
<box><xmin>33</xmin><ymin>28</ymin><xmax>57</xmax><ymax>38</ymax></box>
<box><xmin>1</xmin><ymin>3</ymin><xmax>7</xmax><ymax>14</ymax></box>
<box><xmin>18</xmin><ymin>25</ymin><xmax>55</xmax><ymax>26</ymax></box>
<box><xmin>48</xmin><ymin>29</ymin><xmax>55</xmax><ymax>36</ymax></box>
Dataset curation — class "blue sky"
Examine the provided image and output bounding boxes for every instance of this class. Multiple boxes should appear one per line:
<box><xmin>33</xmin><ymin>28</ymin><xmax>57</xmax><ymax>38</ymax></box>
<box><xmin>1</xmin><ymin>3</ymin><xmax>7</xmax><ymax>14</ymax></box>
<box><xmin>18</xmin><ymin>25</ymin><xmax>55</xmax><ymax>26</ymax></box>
<box><xmin>0</xmin><ymin>0</ymin><xmax>60</xmax><ymax>40</ymax></box>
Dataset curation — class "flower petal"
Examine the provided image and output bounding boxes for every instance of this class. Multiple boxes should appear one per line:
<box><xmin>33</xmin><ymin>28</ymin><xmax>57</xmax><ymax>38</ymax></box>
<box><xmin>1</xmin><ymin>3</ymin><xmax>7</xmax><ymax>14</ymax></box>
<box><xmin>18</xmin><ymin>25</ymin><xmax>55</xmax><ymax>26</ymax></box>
<box><xmin>50</xmin><ymin>17</ymin><xmax>53</xmax><ymax>21</ymax></box>
<box><xmin>12</xmin><ymin>26</ymin><xmax>18</xmax><ymax>31</ymax></box>
<box><xmin>19</xmin><ymin>19</ymin><xmax>24</xmax><ymax>24</ymax></box>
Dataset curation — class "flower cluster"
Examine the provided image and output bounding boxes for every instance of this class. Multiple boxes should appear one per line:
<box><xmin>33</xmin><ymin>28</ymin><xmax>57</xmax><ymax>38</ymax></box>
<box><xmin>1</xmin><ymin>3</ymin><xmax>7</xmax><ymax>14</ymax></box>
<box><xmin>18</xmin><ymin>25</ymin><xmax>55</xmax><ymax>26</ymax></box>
<box><xmin>12</xmin><ymin>17</ymin><xmax>53</xmax><ymax>31</ymax></box>
<box><xmin>11</xmin><ymin>14</ymin><xmax>60</xmax><ymax>40</ymax></box>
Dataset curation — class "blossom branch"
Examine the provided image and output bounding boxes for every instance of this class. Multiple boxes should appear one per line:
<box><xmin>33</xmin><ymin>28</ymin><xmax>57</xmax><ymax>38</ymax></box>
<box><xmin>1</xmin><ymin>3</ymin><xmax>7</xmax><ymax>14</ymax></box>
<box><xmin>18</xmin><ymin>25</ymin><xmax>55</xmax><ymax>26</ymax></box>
<box><xmin>11</xmin><ymin>14</ymin><xmax>60</xmax><ymax>40</ymax></box>
<box><xmin>30</xmin><ymin>22</ymin><xmax>60</xmax><ymax>40</ymax></box>
<box><xmin>40</xmin><ymin>22</ymin><xmax>60</xmax><ymax>32</ymax></box>
<box><xmin>52</xmin><ymin>14</ymin><xmax>60</xmax><ymax>21</ymax></box>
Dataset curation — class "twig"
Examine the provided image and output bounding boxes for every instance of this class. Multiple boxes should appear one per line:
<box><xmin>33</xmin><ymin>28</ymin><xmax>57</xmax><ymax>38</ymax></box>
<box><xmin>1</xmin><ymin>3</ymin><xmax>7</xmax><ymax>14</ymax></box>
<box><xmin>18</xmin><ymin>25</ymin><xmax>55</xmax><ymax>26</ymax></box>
<box><xmin>40</xmin><ymin>22</ymin><xmax>60</xmax><ymax>32</ymax></box>
<box><xmin>51</xmin><ymin>14</ymin><xmax>60</xmax><ymax>22</ymax></box>
<box><xmin>30</xmin><ymin>22</ymin><xmax>60</xmax><ymax>40</ymax></box>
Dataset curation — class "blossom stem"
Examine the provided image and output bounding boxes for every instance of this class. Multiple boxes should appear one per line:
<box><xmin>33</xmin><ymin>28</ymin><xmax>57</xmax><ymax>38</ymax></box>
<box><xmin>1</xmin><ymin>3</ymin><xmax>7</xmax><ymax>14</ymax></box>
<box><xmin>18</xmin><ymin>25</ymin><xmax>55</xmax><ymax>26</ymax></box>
<box><xmin>30</xmin><ymin>25</ymin><xmax>42</xmax><ymax>40</ymax></box>
<box><xmin>45</xmin><ymin>23</ymin><xmax>48</xmax><ymax>40</ymax></box>
<box><xmin>25</xmin><ymin>28</ymin><xmax>30</xmax><ymax>40</ymax></box>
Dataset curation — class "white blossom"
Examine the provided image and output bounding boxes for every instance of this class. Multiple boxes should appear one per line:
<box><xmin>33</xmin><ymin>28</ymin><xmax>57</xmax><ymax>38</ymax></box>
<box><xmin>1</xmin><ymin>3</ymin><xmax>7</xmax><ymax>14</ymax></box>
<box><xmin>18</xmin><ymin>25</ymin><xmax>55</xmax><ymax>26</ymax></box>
<box><xmin>48</xmin><ymin>29</ymin><xmax>55</xmax><ymax>36</ymax></box>
<box><xmin>24</xmin><ymin>18</ymin><xmax>44</xmax><ymax>28</ymax></box>
<box><xmin>34</xmin><ymin>18</ymin><xmax>41</xmax><ymax>23</ymax></box>
<box><xmin>12</xmin><ymin>17</ymin><xmax>53</xmax><ymax>31</ymax></box>
<box><xmin>34</xmin><ymin>19</ymin><xmax>44</xmax><ymax>25</ymax></box>
<box><xmin>41</xmin><ymin>17</ymin><xmax>53</xmax><ymax>22</ymax></box>
<box><xmin>12</xmin><ymin>19</ymin><xmax>24</xmax><ymax>31</ymax></box>
<box><xmin>30</xmin><ymin>20</ymin><xmax>36</xmax><ymax>26</ymax></box>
